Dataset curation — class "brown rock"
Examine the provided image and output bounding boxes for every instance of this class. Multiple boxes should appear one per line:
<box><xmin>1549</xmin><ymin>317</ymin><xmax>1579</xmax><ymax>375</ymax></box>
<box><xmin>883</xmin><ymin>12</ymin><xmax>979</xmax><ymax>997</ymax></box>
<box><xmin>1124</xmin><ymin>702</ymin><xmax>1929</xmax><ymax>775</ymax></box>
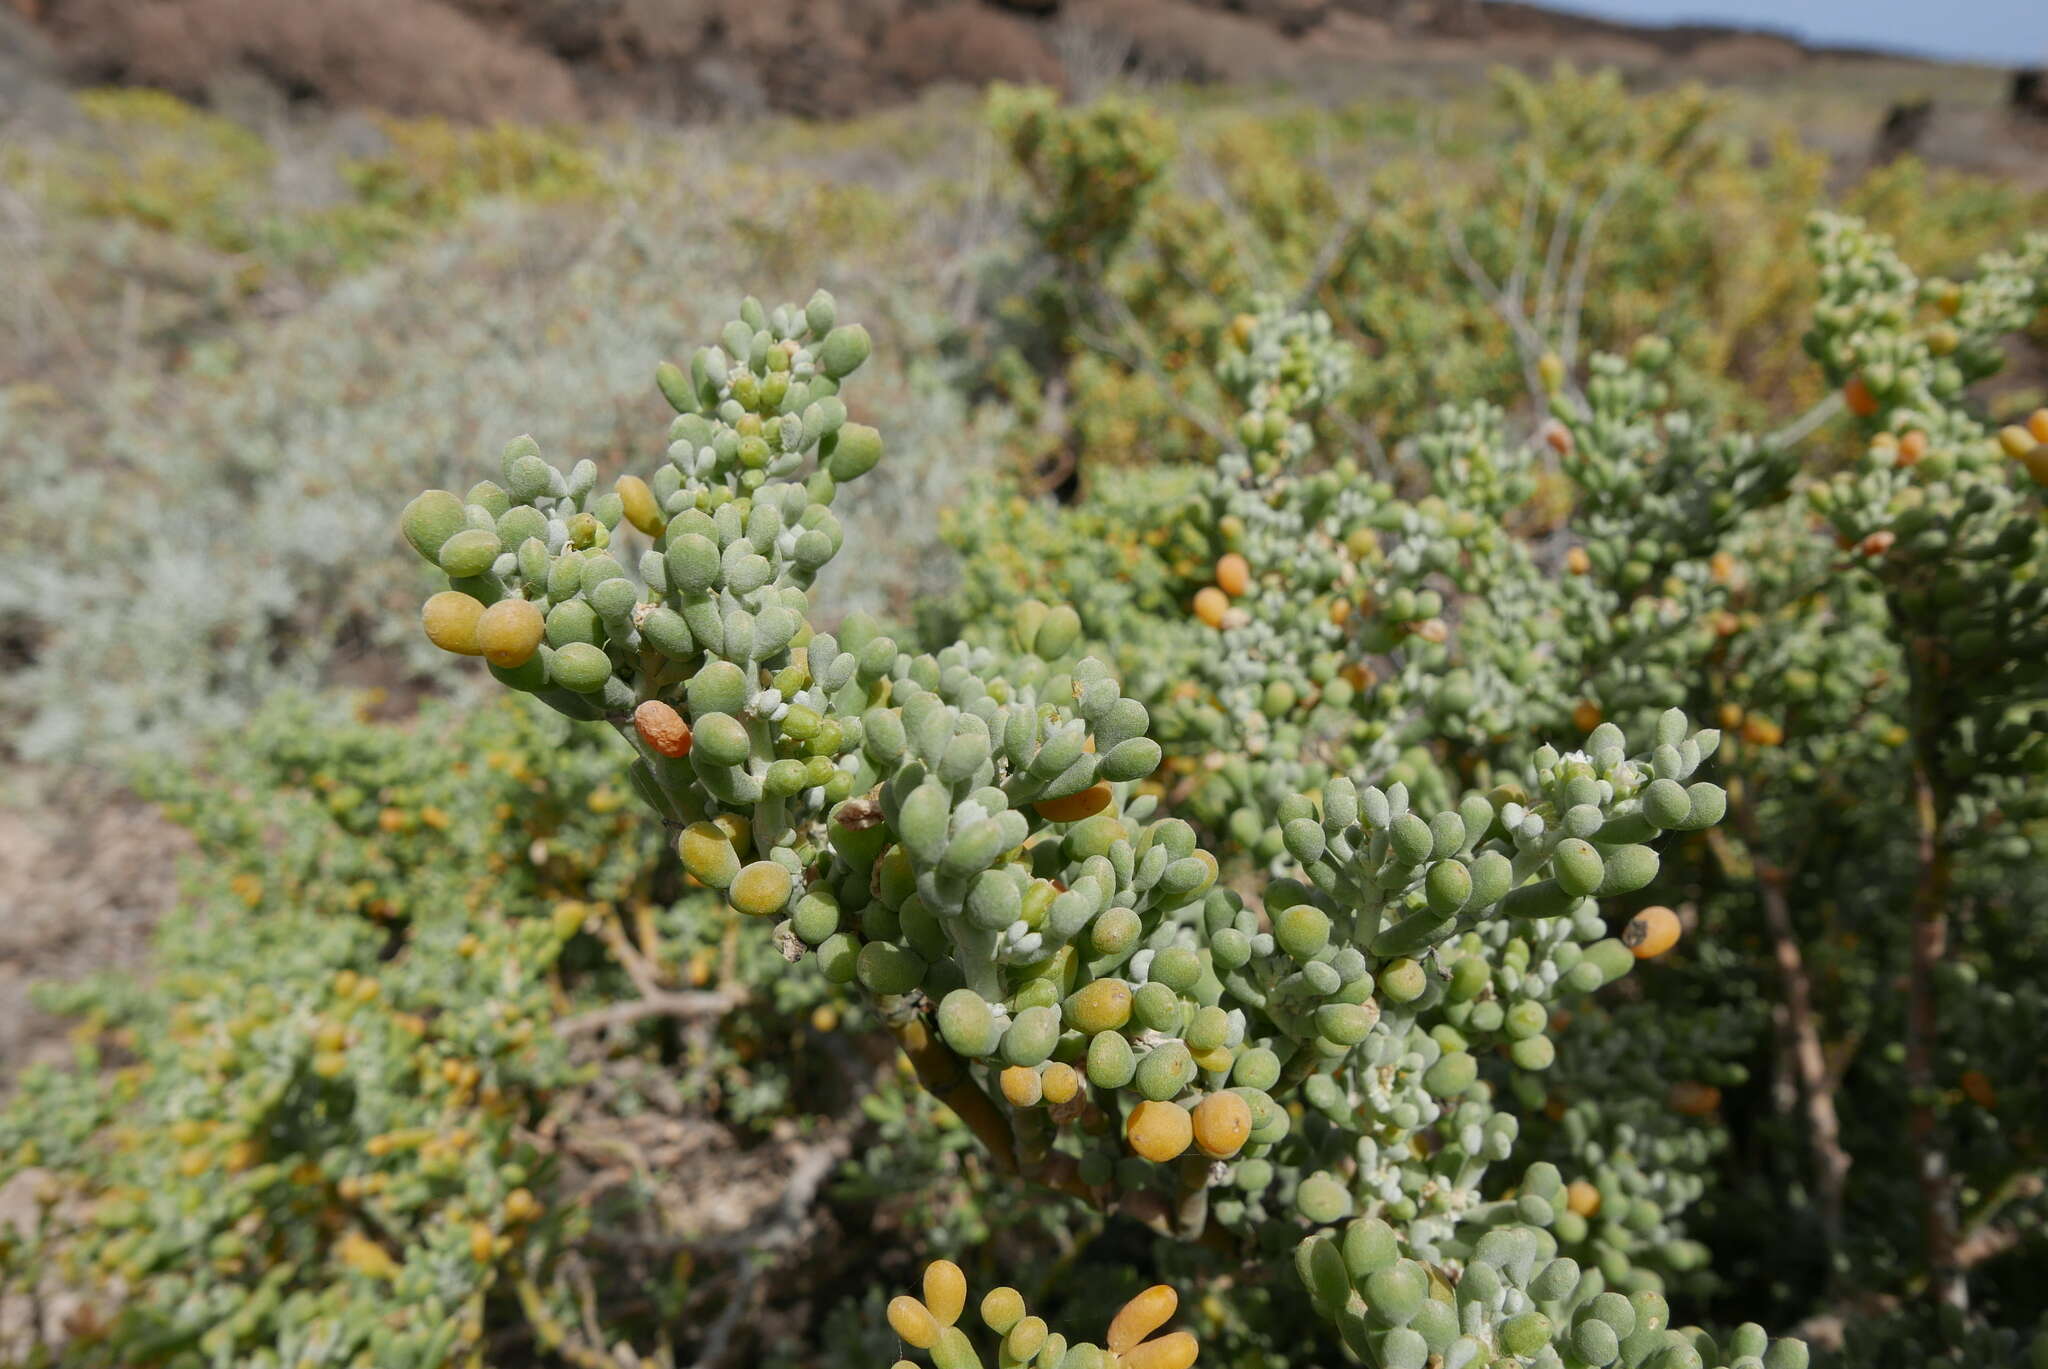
<box><xmin>40</xmin><ymin>0</ymin><xmax>582</xmax><ymax>122</ymax></box>
<box><xmin>876</xmin><ymin>3</ymin><xmax>1065</xmax><ymax>92</ymax></box>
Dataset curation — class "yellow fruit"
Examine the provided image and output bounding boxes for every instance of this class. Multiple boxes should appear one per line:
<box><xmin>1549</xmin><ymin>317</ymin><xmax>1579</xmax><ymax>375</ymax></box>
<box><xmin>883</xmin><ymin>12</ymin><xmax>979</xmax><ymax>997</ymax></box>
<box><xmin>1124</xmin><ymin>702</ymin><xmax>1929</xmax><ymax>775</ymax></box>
<box><xmin>1623</xmin><ymin>906</ymin><xmax>1682</xmax><ymax>960</ymax></box>
<box><xmin>1125</xmin><ymin>1101</ymin><xmax>1193</xmax><ymax>1163</ymax></box>
<box><xmin>1998</xmin><ymin>424</ymin><xmax>2039</xmax><ymax>460</ymax></box>
<box><xmin>729</xmin><ymin>861</ymin><xmax>793</xmax><ymax>917</ymax></box>
<box><xmin>1034</xmin><ymin>782</ymin><xmax>1112</xmax><ymax>823</ymax></box>
<box><xmin>1190</xmin><ymin>1091</ymin><xmax>1251</xmax><ymax>1159</ymax></box>
<box><xmin>1572</xmin><ymin>700</ymin><xmax>1603</xmax><ymax>734</ymax></box>
<box><xmin>1068</xmin><ymin>980</ymin><xmax>1132</xmax><ymax>1033</ymax></box>
<box><xmin>1215</xmin><ymin>553</ymin><xmax>1251</xmax><ymax>597</ymax></box>
<box><xmin>421</xmin><ymin>591</ymin><xmax>486</xmax><ymax>656</ymax></box>
<box><xmin>1000</xmin><ymin>1065</ymin><xmax>1044</xmax><ymax>1108</ymax></box>
<box><xmin>923</xmin><ymin>1260</ymin><xmax>967</xmax><ymax>1327</ymax></box>
<box><xmin>1041</xmin><ymin>1062</ymin><xmax>1080</xmax><ymax>1105</ymax></box>
<box><xmin>474</xmin><ymin>598</ymin><xmax>545</xmax><ymax>668</ymax></box>
<box><xmin>2028</xmin><ymin>409</ymin><xmax>2048</xmax><ymax>444</ymax></box>
<box><xmin>887</xmin><ymin>1295</ymin><xmax>942</xmax><ymax>1349</ymax></box>
<box><xmin>616</xmin><ymin>474</ymin><xmax>665</xmax><ymax>536</ymax></box>
<box><xmin>1565</xmin><ymin>547</ymin><xmax>1591</xmax><ymax>576</ymax></box>
<box><xmin>1193</xmin><ymin>586</ymin><xmax>1229</xmax><ymax>629</ymax></box>
<box><xmin>1108</xmin><ymin>1284</ymin><xmax>1180</xmax><ymax>1354</ymax></box>
<box><xmin>1565</xmin><ymin>1179</ymin><xmax>1602</xmax><ymax>1218</ymax></box>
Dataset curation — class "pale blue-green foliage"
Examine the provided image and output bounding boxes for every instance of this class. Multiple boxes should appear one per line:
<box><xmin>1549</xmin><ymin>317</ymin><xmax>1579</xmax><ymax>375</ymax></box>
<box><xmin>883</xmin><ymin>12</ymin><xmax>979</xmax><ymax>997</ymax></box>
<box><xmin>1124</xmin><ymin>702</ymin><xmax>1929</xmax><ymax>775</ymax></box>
<box><xmin>404</xmin><ymin>293</ymin><xmax>1749</xmax><ymax>1369</ymax></box>
<box><xmin>0</xmin><ymin>181</ymin><xmax>998</xmax><ymax>765</ymax></box>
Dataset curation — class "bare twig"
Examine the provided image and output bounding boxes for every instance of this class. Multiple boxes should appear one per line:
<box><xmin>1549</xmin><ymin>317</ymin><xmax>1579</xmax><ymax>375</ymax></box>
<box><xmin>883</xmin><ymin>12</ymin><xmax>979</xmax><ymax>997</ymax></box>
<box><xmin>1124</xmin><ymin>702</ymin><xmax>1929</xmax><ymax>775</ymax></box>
<box><xmin>558</xmin><ymin>990</ymin><xmax>741</xmax><ymax>1038</ymax></box>
<box><xmin>684</xmin><ymin>1131</ymin><xmax>853</xmax><ymax>1369</ymax></box>
<box><xmin>1558</xmin><ymin>173</ymin><xmax>1626</xmax><ymax>376</ymax></box>
<box><xmin>1767</xmin><ymin>392</ymin><xmax>1846</xmax><ymax>449</ymax></box>
<box><xmin>1438</xmin><ymin>207</ymin><xmax>1552</xmax><ymax>415</ymax></box>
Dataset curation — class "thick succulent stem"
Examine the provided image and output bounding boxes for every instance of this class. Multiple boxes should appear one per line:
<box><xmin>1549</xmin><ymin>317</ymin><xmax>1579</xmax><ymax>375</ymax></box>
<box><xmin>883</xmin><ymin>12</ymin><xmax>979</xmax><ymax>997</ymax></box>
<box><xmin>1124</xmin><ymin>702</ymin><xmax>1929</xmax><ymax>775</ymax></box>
<box><xmin>1713</xmin><ymin>794</ymin><xmax>1850</xmax><ymax>1264</ymax></box>
<box><xmin>1901</xmin><ymin>624</ymin><xmax>1963</xmax><ymax>1313</ymax></box>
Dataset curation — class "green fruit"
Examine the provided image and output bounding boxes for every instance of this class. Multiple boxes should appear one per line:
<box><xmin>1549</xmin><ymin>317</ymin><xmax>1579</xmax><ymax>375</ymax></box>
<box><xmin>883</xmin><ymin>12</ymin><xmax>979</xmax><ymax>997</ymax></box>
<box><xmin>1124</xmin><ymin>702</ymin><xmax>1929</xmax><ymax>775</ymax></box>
<box><xmin>549</xmin><ymin>642</ymin><xmax>612</xmax><ymax>693</ymax></box>
<box><xmin>818</xmin><ymin>324</ymin><xmax>872</xmax><ymax>379</ymax></box>
<box><xmin>938</xmin><ymin>989</ymin><xmax>1001</xmax><ymax>1057</ymax></box>
<box><xmin>1275</xmin><ymin>904</ymin><xmax>1331</xmax><ymax>960</ymax></box>
<box><xmin>1001</xmin><ymin>1006</ymin><xmax>1060</xmax><ymax>1067</ymax></box>
<box><xmin>1365</xmin><ymin>1261</ymin><xmax>1428</xmax><ymax>1325</ymax></box>
<box><xmin>1135</xmin><ymin>1040</ymin><xmax>1195</xmax><ymax>1100</ymax></box>
<box><xmin>1553</xmin><ymin>839</ymin><xmax>1604</xmax><ymax>897</ymax></box>
<box><xmin>692</xmin><ymin>713</ymin><xmax>750</xmax><ymax>766</ymax></box>
<box><xmin>437</xmin><ymin>528</ymin><xmax>502</xmax><ymax>578</ymax></box>
<box><xmin>826</xmin><ymin>423</ymin><xmax>883</xmax><ymax>482</ymax></box>
<box><xmin>1296</xmin><ymin>1171</ymin><xmax>1352</xmax><ymax>1224</ymax></box>
<box><xmin>856</xmin><ymin>941</ymin><xmax>926</xmax><ymax>996</ymax></box>
<box><xmin>401</xmin><ymin>490</ymin><xmax>466</xmax><ymax>562</ymax></box>
<box><xmin>1500</xmin><ymin>1313</ymin><xmax>1552</xmax><ymax>1358</ymax></box>
<box><xmin>1085</xmin><ymin>1031</ymin><xmax>1136</xmax><ymax>1089</ymax></box>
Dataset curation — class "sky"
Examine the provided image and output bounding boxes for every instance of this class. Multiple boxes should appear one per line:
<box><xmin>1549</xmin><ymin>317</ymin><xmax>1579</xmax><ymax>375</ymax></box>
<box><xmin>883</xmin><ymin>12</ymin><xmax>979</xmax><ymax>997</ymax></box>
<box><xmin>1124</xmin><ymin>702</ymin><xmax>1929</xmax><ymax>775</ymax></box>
<box><xmin>1536</xmin><ymin>0</ymin><xmax>2047</xmax><ymax>66</ymax></box>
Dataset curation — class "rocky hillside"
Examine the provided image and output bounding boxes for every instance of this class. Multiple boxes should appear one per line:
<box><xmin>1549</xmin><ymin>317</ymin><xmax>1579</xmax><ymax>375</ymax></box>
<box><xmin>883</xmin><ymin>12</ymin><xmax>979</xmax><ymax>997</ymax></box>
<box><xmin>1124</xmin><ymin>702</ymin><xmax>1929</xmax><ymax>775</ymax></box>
<box><xmin>8</xmin><ymin>0</ymin><xmax>2016</xmax><ymax>124</ymax></box>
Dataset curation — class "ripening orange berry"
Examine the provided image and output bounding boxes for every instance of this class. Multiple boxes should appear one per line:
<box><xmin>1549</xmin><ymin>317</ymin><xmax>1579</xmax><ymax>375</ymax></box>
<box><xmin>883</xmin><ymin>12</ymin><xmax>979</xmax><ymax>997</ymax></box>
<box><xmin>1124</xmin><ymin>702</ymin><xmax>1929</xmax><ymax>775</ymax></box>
<box><xmin>1033</xmin><ymin>782</ymin><xmax>1112</xmax><ymax>823</ymax></box>
<box><xmin>1109</xmin><ymin>1285</ymin><xmax>1180</xmax><ymax>1355</ymax></box>
<box><xmin>470</xmin><ymin>1222</ymin><xmax>495</xmax><ymax>1263</ymax></box>
<box><xmin>1000</xmin><ymin>1065</ymin><xmax>1044</xmax><ymax>1108</ymax></box>
<box><xmin>1844</xmin><ymin>375</ymin><xmax>1880</xmax><ymax>418</ymax></box>
<box><xmin>1960</xmin><ymin>1069</ymin><xmax>1997</xmax><ymax>1108</ymax></box>
<box><xmin>1123</xmin><ymin>1332</ymin><xmax>1200</xmax><ymax>1369</ymax></box>
<box><xmin>1565</xmin><ymin>1179</ymin><xmax>1602</xmax><ymax>1218</ymax></box>
<box><xmin>1216</xmin><ymin>553</ymin><xmax>1251</xmax><ymax>597</ymax></box>
<box><xmin>1125</xmin><ymin>1101</ymin><xmax>1193</xmax><ymax>1163</ymax></box>
<box><xmin>1742</xmin><ymin>716</ymin><xmax>1784</xmax><ymax>747</ymax></box>
<box><xmin>1544</xmin><ymin>421</ymin><xmax>1573</xmax><ymax>455</ymax></box>
<box><xmin>2028</xmin><ymin>409</ymin><xmax>2048</xmax><ymax>444</ymax></box>
<box><xmin>1717</xmin><ymin>703</ymin><xmax>1744</xmax><ymax>730</ymax></box>
<box><xmin>1193</xmin><ymin>586</ymin><xmax>1229</xmax><ymax>629</ymax></box>
<box><xmin>1860</xmin><ymin>530</ymin><xmax>1896</xmax><ymax>558</ymax></box>
<box><xmin>1709</xmin><ymin>551</ymin><xmax>1736</xmax><ymax>583</ymax></box>
<box><xmin>503</xmin><ymin>1188</ymin><xmax>542</xmax><ymax>1224</ymax></box>
<box><xmin>1897</xmin><ymin>430</ymin><xmax>1927</xmax><ymax>466</ymax></box>
<box><xmin>1041</xmin><ymin>1062</ymin><xmax>1081</xmax><ymax>1106</ymax></box>
<box><xmin>1572</xmin><ymin>700</ymin><xmax>1603</xmax><ymax>734</ymax></box>
<box><xmin>1190</xmin><ymin>1091</ymin><xmax>1252</xmax><ymax>1159</ymax></box>
<box><xmin>1623</xmin><ymin>906</ymin><xmax>1682</xmax><ymax>960</ymax></box>
<box><xmin>1667</xmin><ymin>1081</ymin><xmax>1722</xmax><ymax>1116</ymax></box>
<box><xmin>421</xmin><ymin>591</ymin><xmax>487</xmax><ymax>656</ymax></box>
<box><xmin>634</xmin><ymin>700</ymin><xmax>692</xmax><ymax>758</ymax></box>
<box><xmin>1566</xmin><ymin>547</ymin><xmax>1591</xmax><ymax>576</ymax></box>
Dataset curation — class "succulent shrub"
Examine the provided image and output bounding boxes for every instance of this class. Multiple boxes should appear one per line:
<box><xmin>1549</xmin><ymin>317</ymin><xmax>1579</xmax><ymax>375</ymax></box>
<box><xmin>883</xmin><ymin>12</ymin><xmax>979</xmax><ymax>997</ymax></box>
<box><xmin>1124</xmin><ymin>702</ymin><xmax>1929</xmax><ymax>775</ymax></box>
<box><xmin>384</xmin><ymin>284</ymin><xmax>1822</xmax><ymax>1369</ymax></box>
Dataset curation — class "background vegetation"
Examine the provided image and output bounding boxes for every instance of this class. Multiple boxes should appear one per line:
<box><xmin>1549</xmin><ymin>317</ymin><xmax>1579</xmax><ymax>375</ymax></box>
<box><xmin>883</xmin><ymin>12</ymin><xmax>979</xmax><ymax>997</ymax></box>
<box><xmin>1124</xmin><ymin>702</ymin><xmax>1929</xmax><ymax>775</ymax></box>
<box><xmin>1</xmin><ymin>35</ymin><xmax>2045</xmax><ymax>1369</ymax></box>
